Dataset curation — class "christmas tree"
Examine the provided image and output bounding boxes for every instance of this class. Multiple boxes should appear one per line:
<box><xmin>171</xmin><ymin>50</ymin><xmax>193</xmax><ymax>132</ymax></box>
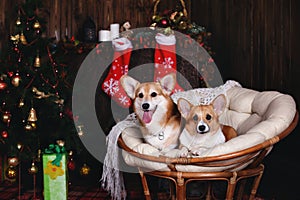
<box><xmin>0</xmin><ymin>0</ymin><xmax>81</xmax><ymax>178</ymax></box>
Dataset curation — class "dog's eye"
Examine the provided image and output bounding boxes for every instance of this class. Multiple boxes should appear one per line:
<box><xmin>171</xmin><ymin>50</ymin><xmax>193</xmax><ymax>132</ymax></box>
<box><xmin>151</xmin><ymin>92</ymin><xmax>157</xmax><ymax>97</ymax></box>
<box><xmin>138</xmin><ymin>93</ymin><xmax>144</xmax><ymax>98</ymax></box>
<box><xmin>193</xmin><ymin>115</ymin><xmax>198</xmax><ymax>121</ymax></box>
<box><xmin>206</xmin><ymin>114</ymin><xmax>212</xmax><ymax>120</ymax></box>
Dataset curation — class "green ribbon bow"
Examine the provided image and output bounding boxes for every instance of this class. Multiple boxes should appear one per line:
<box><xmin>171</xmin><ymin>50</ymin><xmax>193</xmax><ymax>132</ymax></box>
<box><xmin>44</xmin><ymin>144</ymin><xmax>66</xmax><ymax>167</ymax></box>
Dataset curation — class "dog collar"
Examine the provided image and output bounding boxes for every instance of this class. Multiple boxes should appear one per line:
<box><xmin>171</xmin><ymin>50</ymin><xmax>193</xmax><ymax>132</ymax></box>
<box><xmin>158</xmin><ymin>131</ymin><xmax>164</xmax><ymax>140</ymax></box>
<box><xmin>144</xmin><ymin>127</ymin><xmax>165</xmax><ymax>140</ymax></box>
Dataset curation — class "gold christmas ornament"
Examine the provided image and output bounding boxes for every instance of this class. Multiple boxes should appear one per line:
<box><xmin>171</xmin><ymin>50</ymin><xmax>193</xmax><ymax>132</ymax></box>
<box><xmin>28</xmin><ymin>162</ymin><xmax>38</xmax><ymax>174</ymax></box>
<box><xmin>8</xmin><ymin>157</ymin><xmax>19</xmax><ymax>167</ymax></box>
<box><xmin>24</xmin><ymin>122</ymin><xmax>36</xmax><ymax>131</ymax></box>
<box><xmin>32</xmin><ymin>87</ymin><xmax>54</xmax><ymax>99</ymax></box>
<box><xmin>24</xmin><ymin>123</ymin><xmax>33</xmax><ymax>131</ymax></box>
<box><xmin>34</xmin><ymin>52</ymin><xmax>41</xmax><ymax>68</ymax></box>
<box><xmin>11</xmin><ymin>74</ymin><xmax>21</xmax><ymax>87</ymax></box>
<box><xmin>17</xmin><ymin>143</ymin><xmax>23</xmax><ymax>150</ymax></box>
<box><xmin>56</xmin><ymin>139</ymin><xmax>65</xmax><ymax>147</ymax></box>
<box><xmin>77</xmin><ymin>125</ymin><xmax>84</xmax><ymax>136</ymax></box>
<box><xmin>10</xmin><ymin>34</ymin><xmax>20</xmax><ymax>45</ymax></box>
<box><xmin>6</xmin><ymin>166</ymin><xmax>17</xmax><ymax>179</ymax></box>
<box><xmin>33</xmin><ymin>20</ymin><xmax>41</xmax><ymax>29</ymax></box>
<box><xmin>18</xmin><ymin>98</ymin><xmax>25</xmax><ymax>107</ymax></box>
<box><xmin>54</xmin><ymin>99</ymin><xmax>64</xmax><ymax>105</ymax></box>
<box><xmin>16</xmin><ymin>17</ymin><xmax>21</xmax><ymax>26</ymax></box>
<box><xmin>36</xmin><ymin>149</ymin><xmax>42</xmax><ymax>162</ymax></box>
<box><xmin>68</xmin><ymin>150</ymin><xmax>73</xmax><ymax>156</ymax></box>
<box><xmin>20</xmin><ymin>32</ymin><xmax>27</xmax><ymax>45</ymax></box>
<box><xmin>30</xmin><ymin>122</ymin><xmax>37</xmax><ymax>130</ymax></box>
<box><xmin>178</xmin><ymin>21</ymin><xmax>188</xmax><ymax>30</ymax></box>
<box><xmin>80</xmin><ymin>163</ymin><xmax>90</xmax><ymax>176</ymax></box>
<box><xmin>27</xmin><ymin>108</ymin><xmax>37</xmax><ymax>122</ymax></box>
<box><xmin>2</xmin><ymin>111</ymin><xmax>12</xmax><ymax>124</ymax></box>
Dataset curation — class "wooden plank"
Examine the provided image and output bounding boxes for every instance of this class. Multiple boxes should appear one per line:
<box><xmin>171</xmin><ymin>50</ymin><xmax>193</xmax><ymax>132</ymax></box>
<box><xmin>0</xmin><ymin>0</ymin><xmax>6</xmax><ymax>50</ymax></box>
<box><xmin>0</xmin><ymin>0</ymin><xmax>297</xmax><ymax>99</ymax></box>
<box><xmin>103</xmin><ymin>0</ymin><xmax>113</xmax><ymax>29</ymax></box>
<box><xmin>60</xmin><ymin>0</ymin><xmax>67</xmax><ymax>40</ymax></box>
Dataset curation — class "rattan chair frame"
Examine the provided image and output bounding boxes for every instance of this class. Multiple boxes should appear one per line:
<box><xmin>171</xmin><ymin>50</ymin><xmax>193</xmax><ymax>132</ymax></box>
<box><xmin>118</xmin><ymin>111</ymin><xmax>298</xmax><ymax>199</ymax></box>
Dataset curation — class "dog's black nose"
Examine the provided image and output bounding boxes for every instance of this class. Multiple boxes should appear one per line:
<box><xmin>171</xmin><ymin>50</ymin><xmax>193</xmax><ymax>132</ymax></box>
<box><xmin>198</xmin><ymin>125</ymin><xmax>206</xmax><ymax>133</ymax></box>
<box><xmin>142</xmin><ymin>103</ymin><xmax>150</xmax><ymax>110</ymax></box>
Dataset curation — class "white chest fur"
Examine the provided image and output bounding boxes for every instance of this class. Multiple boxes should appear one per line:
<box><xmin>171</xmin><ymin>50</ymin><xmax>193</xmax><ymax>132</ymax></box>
<box><xmin>142</xmin><ymin>125</ymin><xmax>179</xmax><ymax>152</ymax></box>
<box><xmin>180</xmin><ymin>128</ymin><xmax>225</xmax><ymax>151</ymax></box>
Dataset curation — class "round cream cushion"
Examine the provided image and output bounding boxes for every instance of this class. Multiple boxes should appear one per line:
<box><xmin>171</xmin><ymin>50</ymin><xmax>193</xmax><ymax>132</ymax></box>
<box><xmin>121</xmin><ymin>85</ymin><xmax>296</xmax><ymax>172</ymax></box>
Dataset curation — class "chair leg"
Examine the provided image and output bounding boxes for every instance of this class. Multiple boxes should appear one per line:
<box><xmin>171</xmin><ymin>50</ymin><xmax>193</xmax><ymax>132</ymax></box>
<box><xmin>176</xmin><ymin>172</ymin><xmax>185</xmax><ymax>200</ymax></box>
<box><xmin>138</xmin><ymin>169</ymin><xmax>151</xmax><ymax>200</ymax></box>
<box><xmin>205</xmin><ymin>182</ymin><xmax>212</xmax><ymax>200</ymax></box>
<box><xmin>249</xmin><ymin>165</ymin><xmax>264</xmax><ymax>200</ymax></box>
<box><xmin>225</xmin><ymin>172</ymin><xmax>238</xmax><ymax>200</ymax></box>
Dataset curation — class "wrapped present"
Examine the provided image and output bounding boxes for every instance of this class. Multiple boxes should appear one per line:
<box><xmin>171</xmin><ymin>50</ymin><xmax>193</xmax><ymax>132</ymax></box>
<box><xmin>43</xmin><ymin>143</ymin><xmax>68</xmax><ymax>200</ymax></box>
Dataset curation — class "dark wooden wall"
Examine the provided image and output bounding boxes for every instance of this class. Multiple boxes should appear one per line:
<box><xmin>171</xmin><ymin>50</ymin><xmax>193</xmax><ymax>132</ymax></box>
<box><xmin>0</xmin><ymin>1</ymin><xmax>299</xmax><ymax>198</ymax></box>
<box><xmin>0</xmin><ymin>0</ymin><xmax>184</xmax><ymax>42</ymax></box>
<box><xmin>0</xmin><ymin>0</ymin><xmax>299</xmax><ymax>104</ymax></box>
<box><xmin>0</xmin><ymin>0</ymin><xmax>151</xmax><ymax>41</ymax></box>
<box><xmin>191</xmin><ymin>0</ymin><xmax>300</xmax><ymax>105</ymax></box>
<box><xmin>190</xmin><ymin>3</ymin><xmax>300</xmax><ymax>199</ymax></box>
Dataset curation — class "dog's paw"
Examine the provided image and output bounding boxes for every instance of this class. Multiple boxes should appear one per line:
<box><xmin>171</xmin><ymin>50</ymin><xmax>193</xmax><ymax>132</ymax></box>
<box><xmin>191</xmin><ymin>148</ymin><xmax>207</xmax><ymax>156</ymax></box>
<box><xmin>191</xmin><ymin>151</ymin><xmax>202</xmax><ymax>156</ymax></box>
<box><xmin>179</xmin><ymin>147</ymin><xmax>190</xmax><ymax>157</ymax></box>
<box><xmin>180</xmin><ymin>152</ymin><xmax>189</xmax><ymax>157</ymax></box>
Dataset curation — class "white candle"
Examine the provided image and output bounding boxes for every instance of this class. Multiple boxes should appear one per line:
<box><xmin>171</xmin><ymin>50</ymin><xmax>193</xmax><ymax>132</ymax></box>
<box><xmin>99</xmin><ymin>30</ymin><xmax>111</xmax><ymax>42</ymax></box>
<box><xmin>110</xmin><ymin>23</ymin><xmax>119</xmax><ymax>40</ymax></box>
<box><xmin>55</xmin><ymin>30</ymin><xmax>59</xmax><ymax>41</ymax></box>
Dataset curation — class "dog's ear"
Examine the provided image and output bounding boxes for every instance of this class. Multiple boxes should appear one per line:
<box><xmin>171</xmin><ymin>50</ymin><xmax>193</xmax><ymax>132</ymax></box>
<box><xmin>212</xmin><ymin>94</ymin><xmax>227</xmax><ymax>116</ymax></box>
<box><xmin>177</xmin><ymin>98</ymin><xmax>192</xmax><ymax>119</ymax></box>
<box><xmin>158</xmin><ymin>73</ymin><xmax>176</xmax><ymax>95</ymax></box>
<box><xmin>120</xmin><ymin>75</ymin><xmax>140</xmax><ymax>99</ymax></box>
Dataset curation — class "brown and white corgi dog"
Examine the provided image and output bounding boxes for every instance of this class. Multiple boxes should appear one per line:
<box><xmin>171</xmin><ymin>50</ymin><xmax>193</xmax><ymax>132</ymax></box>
<box><xmin>177</xmin><ymin>94</ymin><xmax>237</xmax><ymax>156</ymax></box>
<box><xmin>120</xmin><ymin>73</ymin><xmax>181</xmax><ymax>153</ymax></box>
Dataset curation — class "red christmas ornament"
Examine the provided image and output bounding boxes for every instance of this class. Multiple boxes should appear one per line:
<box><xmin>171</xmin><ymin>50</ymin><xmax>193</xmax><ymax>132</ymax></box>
<box><xmin>0</xmin><ymin>80</ymin><xmax>7</xmax><ymax>90</ymax></box>
<box><xmin>11</xmin><ymin>74</ymin><xmax>21</xmax><ymax>87</ymax></box>
<box><xmin>8</xmin><ymin>157</ymin><xmax>19</xmax><ymax>166</ymax></box>
<box><xmin>1</xmin><ymin>130</ymin><xmax>8</xmax><ymax>138</ymax></box>
<box><xmin>67</xmin><ymin>159</ymin><xmax>76</xmax><ymax>171</ymax></box>
<box><xmin>7</xmin><ymin>72</ymin><xmax>14</xmax><ymax>77</ymax></box>
<box><xmin>161</xmin><ymin>19</ymin><xmax>168</xmax><ymax>25</ymax></box>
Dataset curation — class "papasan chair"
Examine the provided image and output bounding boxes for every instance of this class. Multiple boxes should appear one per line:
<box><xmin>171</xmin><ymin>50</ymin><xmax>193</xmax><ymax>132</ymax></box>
<box><xmin>114</xmin><ymin>81</ymin><xmax>298</xmax><ymax>200</ymax></box>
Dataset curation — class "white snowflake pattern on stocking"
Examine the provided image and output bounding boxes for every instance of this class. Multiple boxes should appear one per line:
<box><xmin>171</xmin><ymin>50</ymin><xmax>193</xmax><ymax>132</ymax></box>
<box><xmin>103</xmin><ymin>78</ymin><xmax>120</xmax><ymax>96</ymax></box>
<box><xmin>122</xmin><ymin>65</ymin><xmax>129</xmax><ymax>74</ymax></box>
<box><xmin>119</xmin><ymin>95</ymin><xmax>129</xmax><ymax>106</ymax></box>
<box><xmin>162</xmin><ymin>57</ymin><xmax>174</xmax><ymax>69</ymax></box>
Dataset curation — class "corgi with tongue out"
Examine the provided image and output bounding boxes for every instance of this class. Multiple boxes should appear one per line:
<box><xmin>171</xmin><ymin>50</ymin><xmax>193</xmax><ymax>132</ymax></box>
<box><xmin>120</xmin><ymin>73</ymin><xmax>181</xmax><ymax>153</ymax></box>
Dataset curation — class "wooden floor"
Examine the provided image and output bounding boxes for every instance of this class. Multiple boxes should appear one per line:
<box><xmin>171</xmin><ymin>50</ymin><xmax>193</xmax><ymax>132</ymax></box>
<box><xmin>1</xmin><ymin>125</ymin><xmax>299</xmax><ymax>200</ymax></box>
<box><xmin>0</xmin><ymin>173</ymin><xmax>268</xmax><ymax>200</ymax></box>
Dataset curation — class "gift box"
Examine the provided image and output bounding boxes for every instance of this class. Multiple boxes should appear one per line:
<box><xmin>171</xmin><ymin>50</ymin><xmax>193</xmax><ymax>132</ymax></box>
<box><xmin>42</xmin><ymin>144</ymin><xmax>68</xmax><ymax>200</ymax></box>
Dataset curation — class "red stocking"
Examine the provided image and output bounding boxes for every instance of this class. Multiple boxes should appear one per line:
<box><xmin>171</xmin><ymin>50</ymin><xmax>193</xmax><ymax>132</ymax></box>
<box><xmin>102</xmin><ymin>38</ymin><xmax>132</xmax><ymax>108</ymax></box>
<box><xmin>154</xmin><ymin>33</ymin><xmax>184</xmax><ymax>93</ymax></box>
